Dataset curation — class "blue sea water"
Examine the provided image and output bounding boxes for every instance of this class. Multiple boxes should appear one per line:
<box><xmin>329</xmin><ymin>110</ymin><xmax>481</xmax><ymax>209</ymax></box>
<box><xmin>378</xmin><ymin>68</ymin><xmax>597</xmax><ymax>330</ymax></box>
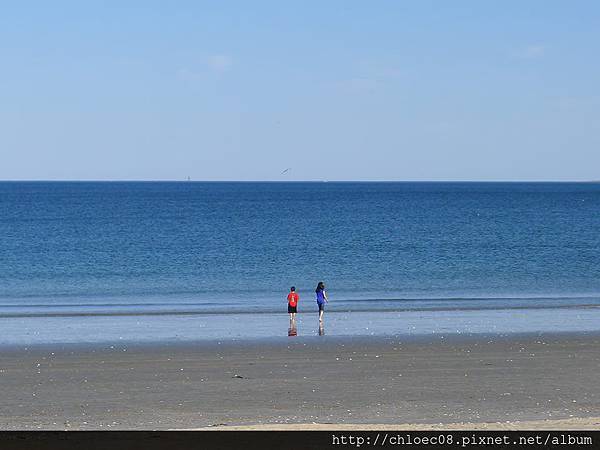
<box><xmin>1</xmin><ymin>181</ymin><xmax>600</xmax><ymax>344</ymax></box>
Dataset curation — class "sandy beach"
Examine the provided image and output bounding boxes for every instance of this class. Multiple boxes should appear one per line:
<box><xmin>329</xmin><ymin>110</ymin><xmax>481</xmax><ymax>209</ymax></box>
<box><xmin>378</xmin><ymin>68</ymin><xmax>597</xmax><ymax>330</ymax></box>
<box><xmin>1</xmin><ymin>333</ymin><xmax>599</xmax><ymax>430</ymax></box>
<box><xmin>192</xmin><ymin>417</ymin><xmax>600</xmax><ymax>430</ymax></box>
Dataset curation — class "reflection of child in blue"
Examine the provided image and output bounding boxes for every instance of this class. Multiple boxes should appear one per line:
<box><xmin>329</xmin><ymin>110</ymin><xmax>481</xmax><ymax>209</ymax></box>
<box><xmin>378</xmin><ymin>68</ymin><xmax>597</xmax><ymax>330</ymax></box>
<box><xmin>315</xmin><ymin>281</ymin><xmax>328</xmax><ymax>322</ymax></box>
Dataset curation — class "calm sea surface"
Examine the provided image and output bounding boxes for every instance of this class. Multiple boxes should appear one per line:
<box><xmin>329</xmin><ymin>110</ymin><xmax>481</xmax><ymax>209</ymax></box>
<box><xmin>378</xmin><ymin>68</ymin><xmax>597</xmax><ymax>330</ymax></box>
<box><xmin>1</xmin><ymin>182</ymin><xmax>600</xmax><ymax>344</ymax></box>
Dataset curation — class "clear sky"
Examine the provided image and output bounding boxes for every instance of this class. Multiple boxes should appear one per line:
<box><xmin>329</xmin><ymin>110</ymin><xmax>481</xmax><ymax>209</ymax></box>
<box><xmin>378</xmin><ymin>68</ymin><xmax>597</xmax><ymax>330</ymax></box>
<box><xmin>1</xmin><ymin>1</ymin><xmax>599</xmax><ymax>181</ymax></box>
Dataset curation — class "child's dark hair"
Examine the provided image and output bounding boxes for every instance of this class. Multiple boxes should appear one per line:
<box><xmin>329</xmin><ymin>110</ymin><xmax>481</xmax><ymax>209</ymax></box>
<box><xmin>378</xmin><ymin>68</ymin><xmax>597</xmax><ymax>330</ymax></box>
<box><xmin>290</xmin><ymin>286</ymin><xmax>295</xmax><ymax>292</ymax></box>
<box><xmin>315</xmin><ymin>281</ymin><xmax>325</xmax><ymax>293</ymax></box>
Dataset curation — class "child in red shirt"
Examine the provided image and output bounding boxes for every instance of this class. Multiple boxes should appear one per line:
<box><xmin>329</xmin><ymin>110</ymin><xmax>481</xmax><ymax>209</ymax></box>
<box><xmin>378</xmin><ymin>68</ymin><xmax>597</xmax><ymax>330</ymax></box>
<box><xmin>287</xmin><ymin>286</ymin><xmax>299</xmax><ymax>321</ymax></box>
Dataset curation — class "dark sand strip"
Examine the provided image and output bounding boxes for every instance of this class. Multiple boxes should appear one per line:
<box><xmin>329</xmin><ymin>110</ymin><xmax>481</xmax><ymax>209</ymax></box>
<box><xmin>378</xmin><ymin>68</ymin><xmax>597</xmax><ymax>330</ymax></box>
<box><xmin>0</xmin><ymin>333</ymin><xmax>599</xmax><ymax>430</ymax></box>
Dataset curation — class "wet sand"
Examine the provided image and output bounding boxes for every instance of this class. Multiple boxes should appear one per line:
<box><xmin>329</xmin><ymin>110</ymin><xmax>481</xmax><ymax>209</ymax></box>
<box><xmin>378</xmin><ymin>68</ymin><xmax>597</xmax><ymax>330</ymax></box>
<box><xmin>0</xmin><ymin>333</ymin><xmax>599</xmax><ymax>430</ymax></box>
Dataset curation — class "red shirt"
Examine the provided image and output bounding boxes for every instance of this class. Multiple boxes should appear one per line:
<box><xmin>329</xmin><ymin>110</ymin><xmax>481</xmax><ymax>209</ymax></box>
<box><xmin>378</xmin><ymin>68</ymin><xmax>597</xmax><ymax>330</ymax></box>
<box><xmin>287</xmin><ymin>292</ymin><xmax>299</xmax><ymax>307</ymax></box>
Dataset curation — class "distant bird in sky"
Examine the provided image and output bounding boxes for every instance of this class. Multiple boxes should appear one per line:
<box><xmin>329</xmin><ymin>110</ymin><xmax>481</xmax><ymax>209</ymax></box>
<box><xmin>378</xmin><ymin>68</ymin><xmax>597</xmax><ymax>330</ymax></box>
<box><xmin>281</xmin><ymin>168</ymin><xmax>292</xmax><ymax>175</ymax></box>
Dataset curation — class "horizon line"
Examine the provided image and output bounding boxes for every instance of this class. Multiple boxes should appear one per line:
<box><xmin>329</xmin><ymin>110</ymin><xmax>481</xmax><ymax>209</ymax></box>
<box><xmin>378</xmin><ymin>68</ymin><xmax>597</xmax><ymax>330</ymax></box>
<box><xmin>0</xmin><ymin>179</ymin><xmax>599</xmax><ymax>183</ymax></box>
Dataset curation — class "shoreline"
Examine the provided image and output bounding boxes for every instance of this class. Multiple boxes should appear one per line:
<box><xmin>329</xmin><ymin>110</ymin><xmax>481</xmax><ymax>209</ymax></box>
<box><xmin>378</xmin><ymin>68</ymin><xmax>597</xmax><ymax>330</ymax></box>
<box><xmin>2</xmin><ymin>328</ymin><xmax>600</xmax><ymax>350</ymax></box>
<box><xmin>1</xmin><ymin>331</ymin><xmax>599</xmax><ymax>429</ymax></box>
<box><xmin>2</xmin><ymin>329</ymin><xmax>600</xmax><ymax>355</ymax></box>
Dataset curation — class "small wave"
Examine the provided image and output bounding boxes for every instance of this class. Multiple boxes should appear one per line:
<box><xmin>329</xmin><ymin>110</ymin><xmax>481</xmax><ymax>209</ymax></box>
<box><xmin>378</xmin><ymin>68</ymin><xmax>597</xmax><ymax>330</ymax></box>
<box><xmin>341</xmin><ymin>295</ymin><xmax>600</xmax><ymax>303</ymax></box>
<box><xmin>1</xmin><ymin>294</ymin><xmax>598</xmax><ymax>309</ymax></box>
<box><xmin>0</xmin><ymin>301</ymin><xmax>229</xmax><ymax>308</ymax></box>
<box><xmin>1</xmin><ymin>302</ymin><xmax>599</xmax><ymax>319</ymax></box>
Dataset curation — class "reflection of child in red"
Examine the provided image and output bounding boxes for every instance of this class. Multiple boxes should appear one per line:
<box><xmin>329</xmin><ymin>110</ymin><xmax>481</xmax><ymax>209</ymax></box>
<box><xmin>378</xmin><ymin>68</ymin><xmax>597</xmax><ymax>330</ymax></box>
<box><xmin>287</xmin><ymin>286</ymin><xmax>299</xmax><ymax>321</ymax></box>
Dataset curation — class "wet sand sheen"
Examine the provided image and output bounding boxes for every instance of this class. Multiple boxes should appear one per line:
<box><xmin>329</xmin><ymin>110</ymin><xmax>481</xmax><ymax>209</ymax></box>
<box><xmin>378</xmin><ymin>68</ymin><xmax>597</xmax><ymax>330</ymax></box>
<box><xmin>0</xmin><ymin>333</ymin><xmax>599</xmax><ymax>430</ymax></box>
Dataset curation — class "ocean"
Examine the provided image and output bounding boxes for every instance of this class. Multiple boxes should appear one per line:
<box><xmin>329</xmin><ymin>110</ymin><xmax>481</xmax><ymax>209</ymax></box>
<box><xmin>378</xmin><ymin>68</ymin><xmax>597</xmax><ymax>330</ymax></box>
<box><xmin>1</xmin><ymin>181</ymin><xmax>600</xmax><ymax>345</ymax></box>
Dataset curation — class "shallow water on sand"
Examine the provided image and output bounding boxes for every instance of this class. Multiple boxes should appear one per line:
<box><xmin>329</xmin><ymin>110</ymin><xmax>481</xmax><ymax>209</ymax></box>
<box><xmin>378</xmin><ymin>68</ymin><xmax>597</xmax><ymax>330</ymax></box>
<box><xmin>2</xmin><ymin>307</ymin><xmax>600</xmax><ymax>346</ymax></box>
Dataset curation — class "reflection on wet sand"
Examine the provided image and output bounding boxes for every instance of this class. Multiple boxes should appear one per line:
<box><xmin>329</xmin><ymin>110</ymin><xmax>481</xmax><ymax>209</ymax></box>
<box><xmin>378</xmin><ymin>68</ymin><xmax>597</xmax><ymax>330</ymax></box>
<box><xmin>287</xmin><ymin>319</ymin><xmax>324</xmax><ymax>336</ymax></box>
<box><xmin>318</xmin><ymin>322</ymin><xmax>325</xmax><ymax>336</ymax></box>
<box><xmin>288</xmin><ymin>319</ymin><xmax>297</xmax><ymax>336</ymax></box>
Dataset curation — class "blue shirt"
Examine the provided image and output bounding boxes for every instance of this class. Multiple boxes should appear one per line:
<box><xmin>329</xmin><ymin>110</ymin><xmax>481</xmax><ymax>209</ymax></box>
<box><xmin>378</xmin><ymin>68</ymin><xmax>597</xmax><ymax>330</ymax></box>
<box><xmin>316</xmin><ymin>289</ymin><xmax>325</xmax><ymax>304</ymax></box>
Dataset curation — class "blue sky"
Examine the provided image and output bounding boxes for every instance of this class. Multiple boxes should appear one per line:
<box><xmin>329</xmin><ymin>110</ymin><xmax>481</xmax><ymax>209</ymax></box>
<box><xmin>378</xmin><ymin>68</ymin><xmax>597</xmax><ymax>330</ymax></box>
<box><xmin>1</xmin><ymin>1</ymin><xmax>599</xmax><ymax>180</ymax></box>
